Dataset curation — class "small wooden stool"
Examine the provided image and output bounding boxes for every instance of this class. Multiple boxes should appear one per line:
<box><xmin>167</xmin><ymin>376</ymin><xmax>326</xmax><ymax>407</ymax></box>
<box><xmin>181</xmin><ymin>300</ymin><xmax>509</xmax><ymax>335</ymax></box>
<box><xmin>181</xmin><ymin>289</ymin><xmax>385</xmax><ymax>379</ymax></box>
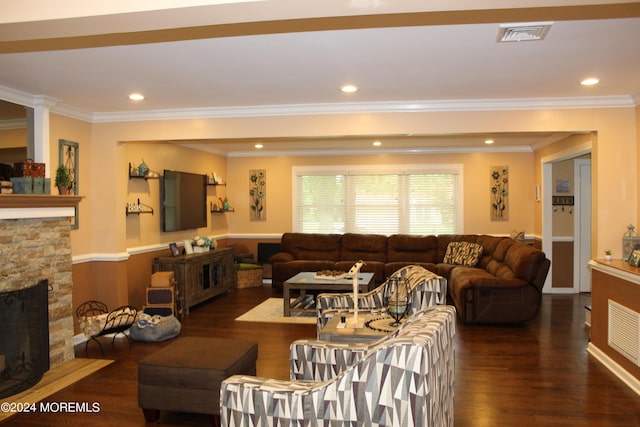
<box><xmin>138</xmin><ymin>336</ymin><xmax>258</xmax><ymax>425</ymax></box>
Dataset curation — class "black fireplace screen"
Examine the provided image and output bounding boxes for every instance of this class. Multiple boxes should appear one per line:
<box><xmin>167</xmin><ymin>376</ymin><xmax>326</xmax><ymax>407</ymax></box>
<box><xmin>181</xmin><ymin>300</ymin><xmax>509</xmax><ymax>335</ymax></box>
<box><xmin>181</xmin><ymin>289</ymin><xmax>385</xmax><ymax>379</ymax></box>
<box><xmin>0</xmin><ymin>279</ymin><xmax>50</xmax><ymax>398</ymax></box>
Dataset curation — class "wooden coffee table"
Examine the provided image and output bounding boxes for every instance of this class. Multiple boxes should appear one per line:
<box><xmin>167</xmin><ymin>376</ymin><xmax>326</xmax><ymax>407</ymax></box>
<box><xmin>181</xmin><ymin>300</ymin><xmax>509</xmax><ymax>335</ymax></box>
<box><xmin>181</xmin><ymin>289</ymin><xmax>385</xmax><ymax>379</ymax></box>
<box><xmin>283</xmin><ymin>272</ymin><xmax>375</xmax><ymax>317</ymax></box>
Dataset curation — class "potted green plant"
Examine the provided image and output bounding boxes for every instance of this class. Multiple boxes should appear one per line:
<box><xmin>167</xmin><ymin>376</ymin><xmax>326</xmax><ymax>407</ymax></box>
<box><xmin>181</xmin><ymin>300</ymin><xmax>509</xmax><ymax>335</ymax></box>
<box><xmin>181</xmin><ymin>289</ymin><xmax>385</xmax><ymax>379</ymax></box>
<box><xmin>55</xmin><ymin>164</ymin><xmax>71</xmax><ymax>195</ymax></box>
<box><xmin>605</xmin><ymin>249</ymin><xmax>612</xmax><ymax>262</ymax></box>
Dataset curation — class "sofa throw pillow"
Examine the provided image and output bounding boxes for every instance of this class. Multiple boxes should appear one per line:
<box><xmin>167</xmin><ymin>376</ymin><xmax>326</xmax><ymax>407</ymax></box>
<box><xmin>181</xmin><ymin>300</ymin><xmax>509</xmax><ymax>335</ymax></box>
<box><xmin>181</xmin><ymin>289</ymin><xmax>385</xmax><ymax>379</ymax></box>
<box><xmin>443</xmin><ymin>241</ymin><xmax>483</xmax><ymax>266</ymax></box>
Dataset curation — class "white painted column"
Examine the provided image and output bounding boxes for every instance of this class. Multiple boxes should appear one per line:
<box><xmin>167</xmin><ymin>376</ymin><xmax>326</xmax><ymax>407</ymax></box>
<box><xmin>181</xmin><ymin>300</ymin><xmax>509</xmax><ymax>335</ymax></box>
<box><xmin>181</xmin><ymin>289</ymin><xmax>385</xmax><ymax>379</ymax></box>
<box><xmin>32</xmin><ymin>96</ymin><xmax>58</xmax><ymax>177</ymax></box>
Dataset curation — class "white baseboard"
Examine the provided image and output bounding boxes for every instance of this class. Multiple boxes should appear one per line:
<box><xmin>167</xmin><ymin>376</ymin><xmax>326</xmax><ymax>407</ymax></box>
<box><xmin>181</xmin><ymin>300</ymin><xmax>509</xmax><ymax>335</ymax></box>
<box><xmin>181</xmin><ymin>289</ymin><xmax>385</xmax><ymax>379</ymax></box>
<box><xmin>544</xmin><ymin>287</ymin><xmax>579</xmax><ymax>294</ymax></box>
<box><xmin>73</xmin><ymin>330</ymin><xmax>130</xmax><ymax>347</ymax></box>
<box><xmin>73</xmin><ymin>333</ymin><xmax>87</xmax><ymax>346</ymax></box>
<box><xmin>587</xmin><ymin>342</ymin><xmax>640</xmax><ymax>396</ymax></box>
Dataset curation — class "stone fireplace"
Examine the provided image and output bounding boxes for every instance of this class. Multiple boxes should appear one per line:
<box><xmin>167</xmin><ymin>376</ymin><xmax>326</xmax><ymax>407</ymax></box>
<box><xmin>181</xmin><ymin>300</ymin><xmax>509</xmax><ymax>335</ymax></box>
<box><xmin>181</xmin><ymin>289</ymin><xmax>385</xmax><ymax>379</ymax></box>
<box><xmin>0</xmin><ymin>280</ymin><xmax>50</xmax><ymax>398</ymax></box>
<box><xmin>0</xmin><ymin>195</ymin><xmax>81</xmax><ymax>378</ymax></box>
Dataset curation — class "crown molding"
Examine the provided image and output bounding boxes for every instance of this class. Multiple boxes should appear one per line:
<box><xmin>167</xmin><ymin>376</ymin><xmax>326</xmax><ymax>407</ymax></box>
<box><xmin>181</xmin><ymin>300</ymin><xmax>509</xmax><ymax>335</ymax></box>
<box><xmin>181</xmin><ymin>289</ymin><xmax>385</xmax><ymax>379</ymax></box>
<box><xmin>179</xmin><ymin>143</ymin><xmax>229</xmax><ymax>157</ymax></box>
<box><xmin>1</xmin><ymin>82</ymin><xmax>635</xmax><ymax>124</ymax></box>
<box><xmin>0</xmin><ymin>85</ymin><xmax>38</xmax><ymax>107</ymax></box>
<box><xmin>87</xmin><ymin>95</ymin><xmax>635</xmax><ymax>123</ymax></box>
<box><xmin>33</xmin><ymin>94</ymin><xmax>59</xmax><ymax>109</ymax></box>
<box><xmin>530</xmin><ymin>131</ymin><xmax>582</xmax><ymax>151</ymax></box>
<box><xmin>0</xmin><ymin>118</ymin><xmax>26</xmax><ymax>130</ymax></box>
<box><xmin>226</xmin><ymin>144</ymin><xmax>533</xmax><ymax>158</ymax></box>
<box><xmin>182</xmin><ymin>141</ymin><xmax>534</xmax><ymax>157</ymax></box>
<box><xmin>0</xmin><ymin>85</ymin><xmax>61</xmax><ymax>110</ymax></box>
<box><xmin>51</xmin><ymin>103</ymin><xmax>94</xmax><ymax>122</ymax></box>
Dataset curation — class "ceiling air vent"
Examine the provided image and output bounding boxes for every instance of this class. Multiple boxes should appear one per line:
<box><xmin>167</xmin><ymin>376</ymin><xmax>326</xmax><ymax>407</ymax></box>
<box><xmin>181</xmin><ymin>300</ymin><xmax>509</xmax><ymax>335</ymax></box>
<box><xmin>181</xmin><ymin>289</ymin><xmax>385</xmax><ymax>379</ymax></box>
<box><xmin>497</xmin><ymin>22</ymin><xmax>553</xmax><ymax>42</ymax></box>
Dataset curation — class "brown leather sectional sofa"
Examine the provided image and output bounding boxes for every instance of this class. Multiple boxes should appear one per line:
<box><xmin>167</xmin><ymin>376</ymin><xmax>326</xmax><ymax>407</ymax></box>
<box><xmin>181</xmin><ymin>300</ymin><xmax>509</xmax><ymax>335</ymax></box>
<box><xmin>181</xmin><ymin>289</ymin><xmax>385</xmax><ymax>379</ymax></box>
<box><xmin>269</xmin><ymin>232</ymin><xmax>550</xmax><ymax>324</ymax></box>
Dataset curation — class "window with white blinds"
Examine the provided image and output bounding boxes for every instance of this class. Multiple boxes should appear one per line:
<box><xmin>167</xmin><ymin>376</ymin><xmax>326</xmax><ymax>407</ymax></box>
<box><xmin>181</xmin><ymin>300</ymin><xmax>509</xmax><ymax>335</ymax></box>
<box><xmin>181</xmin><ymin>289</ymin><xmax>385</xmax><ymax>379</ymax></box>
<box><xmin>293</xmin><ymin>164</ymin><xmax>463</xmax><ymax>235</ymax></box>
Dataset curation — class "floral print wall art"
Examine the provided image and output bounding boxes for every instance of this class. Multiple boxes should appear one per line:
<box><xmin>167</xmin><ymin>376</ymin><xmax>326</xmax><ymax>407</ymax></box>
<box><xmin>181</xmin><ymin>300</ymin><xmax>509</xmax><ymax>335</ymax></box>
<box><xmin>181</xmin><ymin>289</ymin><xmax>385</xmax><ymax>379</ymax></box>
<box><xmin>490</xmin><ymin>166</ymin><xmax>509</xmax><ymax>221</ymax></box>
<box><xmin>250</xmin><ymin>169</ymin><xmax>266</xmax><ymax>221</ymax></box>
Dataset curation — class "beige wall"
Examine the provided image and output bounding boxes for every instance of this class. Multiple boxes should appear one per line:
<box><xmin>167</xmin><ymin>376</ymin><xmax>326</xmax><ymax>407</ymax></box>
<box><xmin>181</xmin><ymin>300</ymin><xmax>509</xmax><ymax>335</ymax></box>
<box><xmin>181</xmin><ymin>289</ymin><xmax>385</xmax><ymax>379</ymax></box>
<box><xmin>591</xmin><ymin>109</ymin><xmax>637</xmax><ymax>256</ymax></box>
<box><xmin>124</xmin><ymin>141</ymin><xmax>228</xmax><ymax>249</ymax></box>
<box><xmin>226</xmin><ymin>151</ymin><xmax>534</xmax><ymax>236</ymax></box>
<box><xmin>49</xmin><ymin>114</ymin><xmax>93</xmax><ymax>254</ymax></box>
<box><xmin>0</xmin><ymin>127</ymin><xmax>26</xmax><ymax>148</ymax></box>
<box><xmin>532</xmin><ymin>107</ymin><xmax>637</xmax><ymax>258</ymax></box>
<box><xmin>84</xmin><ymin>107</ymin><xmax>634</xmax><ymax>259</ymax></box>
<box><xmin>46</xmin><ymin>105</ymin><xmax>638</xmax><ymax>305</ymax></box>
<box><xmin>0</xmin><ymin>128</ymin><xmax>28</xmax><ymax>168</ymax></box>
<box><xmin>637</xmin><ymin>105</ymin><xmax>640</xmax><ymax>227</ymax></box>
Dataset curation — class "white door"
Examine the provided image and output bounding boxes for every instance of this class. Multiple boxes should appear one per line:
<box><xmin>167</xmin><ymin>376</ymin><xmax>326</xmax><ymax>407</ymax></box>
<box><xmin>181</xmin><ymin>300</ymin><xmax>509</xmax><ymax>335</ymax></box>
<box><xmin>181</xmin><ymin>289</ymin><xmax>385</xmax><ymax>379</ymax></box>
<box><xmin>575</xmin><ymin>159</ymin><xmax>592</xmax><ymax>292</ymax></box>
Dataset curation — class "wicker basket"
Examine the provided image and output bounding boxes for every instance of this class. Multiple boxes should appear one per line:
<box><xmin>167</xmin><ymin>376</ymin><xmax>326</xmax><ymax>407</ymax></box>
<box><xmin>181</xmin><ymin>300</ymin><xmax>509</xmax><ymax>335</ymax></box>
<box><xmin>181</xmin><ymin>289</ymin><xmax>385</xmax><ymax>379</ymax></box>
<box><xmin>236</xmin><ymin>266</ymin><xmax>263</xmax><ymax>288</ymax></box>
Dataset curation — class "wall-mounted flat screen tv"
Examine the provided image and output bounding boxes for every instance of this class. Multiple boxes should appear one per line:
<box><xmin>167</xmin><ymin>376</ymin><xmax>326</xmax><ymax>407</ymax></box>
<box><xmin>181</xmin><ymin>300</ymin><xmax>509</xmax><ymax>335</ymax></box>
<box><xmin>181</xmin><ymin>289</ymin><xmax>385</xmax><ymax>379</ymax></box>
<box><xmin>161</xmin><ymin>170</ymin><xmax>207</xmax><ymax>232</ymax></box>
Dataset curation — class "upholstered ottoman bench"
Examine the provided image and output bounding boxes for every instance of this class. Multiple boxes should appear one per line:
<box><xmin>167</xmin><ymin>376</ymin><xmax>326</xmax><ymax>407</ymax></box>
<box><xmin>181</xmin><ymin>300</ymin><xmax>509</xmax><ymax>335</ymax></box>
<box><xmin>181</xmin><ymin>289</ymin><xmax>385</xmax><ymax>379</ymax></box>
<box><xmin>138</xmin><ymin>336</ymin><xmax>258</xmax><ymax>424</ymax></box>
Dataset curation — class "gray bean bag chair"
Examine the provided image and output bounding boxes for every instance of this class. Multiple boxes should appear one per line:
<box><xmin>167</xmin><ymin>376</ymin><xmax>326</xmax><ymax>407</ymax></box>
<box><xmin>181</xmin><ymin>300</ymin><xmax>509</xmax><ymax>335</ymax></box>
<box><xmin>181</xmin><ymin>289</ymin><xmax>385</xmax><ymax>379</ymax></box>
<box><xmin>130</xmin><ymin>313</ymin><xmax>181</xmax><ymax>342</ymax></box>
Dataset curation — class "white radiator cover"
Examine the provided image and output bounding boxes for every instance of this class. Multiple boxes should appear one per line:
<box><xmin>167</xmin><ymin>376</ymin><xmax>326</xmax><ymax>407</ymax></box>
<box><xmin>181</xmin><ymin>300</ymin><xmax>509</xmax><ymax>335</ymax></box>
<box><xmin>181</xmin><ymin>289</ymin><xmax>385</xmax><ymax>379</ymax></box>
<box><xmin>608</xmin><ymin>300</ymin><xmax>640</xmax><ymax>366</ymax></box>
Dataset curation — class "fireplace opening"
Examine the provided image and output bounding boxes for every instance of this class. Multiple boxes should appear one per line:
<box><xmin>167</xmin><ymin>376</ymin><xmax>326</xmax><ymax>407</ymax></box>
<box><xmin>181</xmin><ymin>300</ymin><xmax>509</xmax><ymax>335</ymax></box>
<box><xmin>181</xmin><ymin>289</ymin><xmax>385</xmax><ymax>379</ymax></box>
<box><xmin>0</xmin><ymin>279</ymin><xmax>50</xmax><ymax>398</ymax></box>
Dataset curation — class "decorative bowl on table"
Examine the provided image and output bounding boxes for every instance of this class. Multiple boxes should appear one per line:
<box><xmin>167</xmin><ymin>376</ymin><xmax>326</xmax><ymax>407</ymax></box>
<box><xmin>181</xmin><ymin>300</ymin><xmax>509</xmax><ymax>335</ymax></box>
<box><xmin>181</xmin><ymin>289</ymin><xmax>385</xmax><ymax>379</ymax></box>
<box><xmin>314</xmin><ymin>270</ymin><xmax>346</xmax><ymax>280</ymax></box>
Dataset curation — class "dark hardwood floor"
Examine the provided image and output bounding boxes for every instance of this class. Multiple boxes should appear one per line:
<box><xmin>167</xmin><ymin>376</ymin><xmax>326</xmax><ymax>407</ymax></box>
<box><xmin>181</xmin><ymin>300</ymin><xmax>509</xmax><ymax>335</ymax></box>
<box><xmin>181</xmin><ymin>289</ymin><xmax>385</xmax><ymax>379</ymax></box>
<box><xmin>3</xmin><ymin>286</ymin><xmax>640</xmax><ymax>426</ymax></box>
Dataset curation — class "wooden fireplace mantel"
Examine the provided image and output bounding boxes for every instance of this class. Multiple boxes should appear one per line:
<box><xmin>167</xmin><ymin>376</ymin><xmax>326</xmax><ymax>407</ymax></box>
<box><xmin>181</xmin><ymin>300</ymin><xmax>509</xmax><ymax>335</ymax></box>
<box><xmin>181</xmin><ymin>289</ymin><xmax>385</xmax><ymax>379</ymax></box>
<box><xmin>0</xmin><ymin>194</ymin><xmax>82</xmax><ymax>209</ymax></box>
<box><xmin>0</xmin><ymin>194</ymin><xmax>82</xmax><ymax>220</ymax></box>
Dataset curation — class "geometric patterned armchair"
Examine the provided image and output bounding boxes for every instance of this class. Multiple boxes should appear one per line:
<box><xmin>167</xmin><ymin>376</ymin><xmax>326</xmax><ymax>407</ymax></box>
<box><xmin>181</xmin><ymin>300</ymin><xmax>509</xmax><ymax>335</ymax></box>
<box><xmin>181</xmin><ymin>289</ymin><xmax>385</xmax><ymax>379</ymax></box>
<box><xmin>316</xmin><ymin>265</ymin><xmax>448</xmax><ymax>335</ymax></box>
<box><xmin>220</xmin><ymin>305</ymin><xmax>456</xmax><ymax>426</ymax></box>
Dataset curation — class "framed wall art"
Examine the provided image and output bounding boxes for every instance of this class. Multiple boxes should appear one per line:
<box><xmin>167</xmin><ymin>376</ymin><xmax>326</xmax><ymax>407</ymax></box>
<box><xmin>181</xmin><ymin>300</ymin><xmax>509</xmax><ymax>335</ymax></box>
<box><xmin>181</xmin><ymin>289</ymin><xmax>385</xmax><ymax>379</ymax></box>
<box><xmin>490</xmin><ymin>165</ymin><xmax>509</xmax><ymax>221</ymax></box>
<box><xmin>249</xmin><ymin>169</ymin><xmax>266</xmax><ymax>221</ymax></box>
<box><xmin>169</xmin><ymin>242</ymin><xmax>180</xmax><ymax>257</ymax></box>
<box><xmin>628</xmin><ymin>249</ymin><xmax>640</xmax><ymax>267</ymax></box>
<box><xmin>59</xmin><ymin>139</ymin><xmax>79</xmax><ymax>229</ymax></box>
<box><xmin>556</xmin><ymin>179</ymin><xmax>571</xmax><ymax>193</ymax></box>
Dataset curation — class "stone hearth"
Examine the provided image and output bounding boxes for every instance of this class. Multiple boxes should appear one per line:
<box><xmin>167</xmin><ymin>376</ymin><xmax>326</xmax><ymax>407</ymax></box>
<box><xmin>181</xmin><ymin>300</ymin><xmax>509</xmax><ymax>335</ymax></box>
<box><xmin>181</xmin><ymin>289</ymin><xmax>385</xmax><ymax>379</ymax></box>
<box><xmin>0</xmin><ymin>195</ymin><xmax>81</xmax><ymax>368</ymax></box>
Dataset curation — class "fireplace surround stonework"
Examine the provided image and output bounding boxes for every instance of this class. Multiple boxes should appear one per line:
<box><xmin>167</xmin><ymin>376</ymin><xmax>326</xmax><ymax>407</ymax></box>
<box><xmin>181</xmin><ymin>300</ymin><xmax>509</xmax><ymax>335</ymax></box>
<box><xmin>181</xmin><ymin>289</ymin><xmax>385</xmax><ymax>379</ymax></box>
<box><xmin>0</xmin><ymin>218</ymin><xmax>74</xmax><ymax>367</ymax></box>
<box><xmin>0</xmin><ymin>195</ymin><xmax>81</xmax><ymax>368</ymax></box>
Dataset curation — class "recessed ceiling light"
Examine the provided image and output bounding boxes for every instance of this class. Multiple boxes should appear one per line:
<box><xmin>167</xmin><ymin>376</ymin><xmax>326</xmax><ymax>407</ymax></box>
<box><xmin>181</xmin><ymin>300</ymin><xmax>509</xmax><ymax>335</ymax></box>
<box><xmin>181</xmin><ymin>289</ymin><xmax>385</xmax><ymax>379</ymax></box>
<box><xmin>340</xmin><ymin>84</ymin><xmax>359</xmax><ymax>93</ymax></box>
<box><xmin>128</xmin><ymin>93</ymin><xmax>145</xmax><ymax>101</ymax></box>
<box><xmin>580</xmin><ymin>78</ymin><xmax>600</xmax><ymax>86</ymax></box>
<box><xmin>484</xmin><ymin>139</ymin><xmax>495</xmax><ymax>145</ymax></box>
<box><xmin>372</xmin><ymin>141</ymin><xmax>382</xmax><ymax>146</ymax></box>
<box><xmin>254</xmin><ymin>143</ymin><xmax>263</xmax><ymax>149</ymax></box>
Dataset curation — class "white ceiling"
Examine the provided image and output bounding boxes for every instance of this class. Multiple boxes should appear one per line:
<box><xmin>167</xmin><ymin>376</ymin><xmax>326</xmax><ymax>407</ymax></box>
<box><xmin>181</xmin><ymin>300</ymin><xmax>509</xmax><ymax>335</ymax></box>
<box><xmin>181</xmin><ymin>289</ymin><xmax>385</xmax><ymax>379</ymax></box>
<box><xmin>0</xmin><ymin>1</ymin><xmax>639</xmax><ymax>154</ymax></box>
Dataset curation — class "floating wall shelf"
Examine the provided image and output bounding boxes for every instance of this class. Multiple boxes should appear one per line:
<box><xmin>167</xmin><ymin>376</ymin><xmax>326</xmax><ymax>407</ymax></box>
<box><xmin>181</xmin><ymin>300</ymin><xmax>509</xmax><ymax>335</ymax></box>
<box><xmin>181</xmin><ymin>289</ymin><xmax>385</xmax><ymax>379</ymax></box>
<box><xmin>129</xmin><ymin>162</ymin><xmax>159</xmax><ymax>180</ymax></box>
<box><xmin>126</xmin><ymin>198</ymin><xmax>154</xmax><ymax>215</ymax></box>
